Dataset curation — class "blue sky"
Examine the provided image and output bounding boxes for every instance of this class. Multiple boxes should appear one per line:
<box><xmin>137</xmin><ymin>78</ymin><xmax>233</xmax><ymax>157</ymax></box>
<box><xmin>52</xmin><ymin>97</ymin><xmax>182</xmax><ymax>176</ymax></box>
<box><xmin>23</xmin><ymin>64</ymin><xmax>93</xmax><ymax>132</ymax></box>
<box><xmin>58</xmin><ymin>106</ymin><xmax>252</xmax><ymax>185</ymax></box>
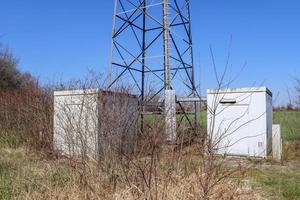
<box><xmin>1</xmin><ymin>0</ymin><xmax>300</xmax><ymax>105</ymax></box>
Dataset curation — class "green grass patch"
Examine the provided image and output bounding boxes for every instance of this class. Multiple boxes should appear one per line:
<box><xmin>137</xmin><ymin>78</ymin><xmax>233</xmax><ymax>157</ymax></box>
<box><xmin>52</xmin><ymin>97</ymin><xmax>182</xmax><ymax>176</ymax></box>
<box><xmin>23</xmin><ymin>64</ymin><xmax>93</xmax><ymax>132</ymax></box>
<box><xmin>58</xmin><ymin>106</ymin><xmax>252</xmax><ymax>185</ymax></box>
<box><xmin>249</xmin><ymin>168</ymin><xmax>300</xmax><ymax>200</ymax></box>
<box><xmin>0</xmin><ymin>148</ymin><xmax>72</xmax><ymax>199</ymax></box>
<box><xmin>197</xmin><ymin>111</ymin><xmax>207</xmax><ymax>133</ymax></box>
<box><xmin>273</xmin><ymin>111</ymin><xmax>300</xmax><ymax>140</ymax></box>
<box><xmin>49</xmin><ymin>168</ymin><xmax>71</xmax><ymax>188</ymax></box>
<box><xmin>0</xmin><ymin>162</ymin><xmax>14</xmax><ymax>200</ymax></box>
<box><xmin>0</xmin><ymin>131</ymin><xmax>25</xmax><ymax>148</ymax></box>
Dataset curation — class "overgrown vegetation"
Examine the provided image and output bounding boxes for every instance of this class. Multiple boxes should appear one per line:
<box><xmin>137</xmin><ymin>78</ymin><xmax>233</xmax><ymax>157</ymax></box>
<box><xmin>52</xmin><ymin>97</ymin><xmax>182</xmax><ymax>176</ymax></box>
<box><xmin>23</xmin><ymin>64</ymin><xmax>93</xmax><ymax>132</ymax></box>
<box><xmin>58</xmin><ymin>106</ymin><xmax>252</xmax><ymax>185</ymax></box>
<box><xmin>0</xmin><ymin>148</ymin><xmax>73</xmax><ymax>200</ymax></box>
<box><xmin>1</xmin><ymin>42</ymin><xmax>300</xmax><ymax>200</ymax></box>
<box><xmin>0</xmin><ymin>75</ymin><xmax>257</xmax><ymax>200</ymax></box>
<box><xmin>0</xmin><ymin>147</ymin><xmax>257</xmax><ymax>200</ymax></box>
<box><xmin>1</xmin><ymin>146</ymin><xmax>300</xmax><ymax>200</ymax></box>
<box><xmin>0</xmin><ymin>88</ymin><xmax>53</xmax><ymax>150</ymax></box>
<box><xmin>0</xmin><ymin>43</ymin><xmax>36</xmax><ymax>90</ymax></box>
<box><xmin>0</xmin><ymin>43</ymin><xmax>52</xmax><ymax>150</ymax></box>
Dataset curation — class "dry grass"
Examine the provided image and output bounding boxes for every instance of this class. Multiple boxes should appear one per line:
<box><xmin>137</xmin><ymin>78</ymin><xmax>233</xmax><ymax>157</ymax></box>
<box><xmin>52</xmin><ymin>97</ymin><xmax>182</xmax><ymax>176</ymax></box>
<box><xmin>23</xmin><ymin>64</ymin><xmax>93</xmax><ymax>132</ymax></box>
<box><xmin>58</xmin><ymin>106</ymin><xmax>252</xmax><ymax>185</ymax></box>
<box><xmin>116</xmin><ymin>173</ymin><xmax>256</xmax><ymax>200</ymax></box>
<box><xmin>0</xmin><ymin>88</ymin><xmax>53</xmax><ymax>150</ymax></box>
<box><xmin>0</xmin><ymin>147</ymin><xmax>258</xmax><ymax>200</ymax></box>
<box><xmin>0</xmin><ymin>78</ymin><xmax>263</xmax><ymax>200</ymax></box>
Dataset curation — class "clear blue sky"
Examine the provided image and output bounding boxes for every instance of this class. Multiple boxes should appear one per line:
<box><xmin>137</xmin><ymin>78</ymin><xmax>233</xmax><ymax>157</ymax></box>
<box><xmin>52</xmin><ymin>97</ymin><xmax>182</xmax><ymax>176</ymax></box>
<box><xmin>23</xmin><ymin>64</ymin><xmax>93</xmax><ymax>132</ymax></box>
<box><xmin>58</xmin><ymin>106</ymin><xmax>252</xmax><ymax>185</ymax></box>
<box><xmin>1</xmin><ymin>0</ymin><xmax>300</xmax><ymax>105</ymax></box>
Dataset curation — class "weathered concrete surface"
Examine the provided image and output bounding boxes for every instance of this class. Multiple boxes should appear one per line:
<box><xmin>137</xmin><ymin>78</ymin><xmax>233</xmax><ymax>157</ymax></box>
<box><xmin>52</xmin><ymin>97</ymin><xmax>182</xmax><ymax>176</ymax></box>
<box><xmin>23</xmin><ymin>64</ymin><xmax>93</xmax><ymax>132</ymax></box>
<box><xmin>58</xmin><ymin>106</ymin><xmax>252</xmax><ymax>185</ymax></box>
<box><xmin>165</xmin><ymin>89</ymin><xmax>176</xmax><ymax>141</ymax></box>
<box><xmin>53</xmin><ymin>89</ymin><xmax>138</xmax><ymax>159</ymax></box>
<box><xmin>272</xmin><ymin>124</ymin><xmax>282</xmax><ymax>161</ymax></box>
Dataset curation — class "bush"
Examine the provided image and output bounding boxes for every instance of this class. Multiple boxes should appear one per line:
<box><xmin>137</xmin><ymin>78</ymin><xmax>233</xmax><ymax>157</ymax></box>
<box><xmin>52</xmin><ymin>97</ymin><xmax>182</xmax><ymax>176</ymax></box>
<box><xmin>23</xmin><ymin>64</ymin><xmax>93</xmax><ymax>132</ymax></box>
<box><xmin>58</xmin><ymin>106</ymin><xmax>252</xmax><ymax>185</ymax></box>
<box><xmin>0</xmin><ymin>43</ymin><xmax>36</xmax><ymax>90</ymax></box>
<box><xmin>0</xmin><ymin>87</ymin><xmax>53</xmax><ymax>150</ymax></box>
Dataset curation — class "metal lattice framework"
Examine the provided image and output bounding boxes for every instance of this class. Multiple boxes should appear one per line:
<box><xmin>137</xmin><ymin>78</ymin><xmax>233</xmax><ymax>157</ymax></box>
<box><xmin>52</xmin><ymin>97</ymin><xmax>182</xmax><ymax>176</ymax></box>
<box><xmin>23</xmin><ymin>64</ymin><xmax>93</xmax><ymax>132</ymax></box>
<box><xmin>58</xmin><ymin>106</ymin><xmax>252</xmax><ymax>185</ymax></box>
<box><xmin>108</xmin><ymin>0</ymin><xmax>199</xmax><ymax>137</ymax></box>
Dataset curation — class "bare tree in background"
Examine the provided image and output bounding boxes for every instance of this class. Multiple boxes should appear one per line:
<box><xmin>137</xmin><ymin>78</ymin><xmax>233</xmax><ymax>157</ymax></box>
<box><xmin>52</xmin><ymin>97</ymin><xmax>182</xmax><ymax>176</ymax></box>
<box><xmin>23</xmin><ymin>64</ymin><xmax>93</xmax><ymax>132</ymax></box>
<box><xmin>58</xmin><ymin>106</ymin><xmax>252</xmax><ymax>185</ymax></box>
<box><xmin>295</xmin><ymin>77</ymin><xmax>300</xmax><ymax>109</ymax></box>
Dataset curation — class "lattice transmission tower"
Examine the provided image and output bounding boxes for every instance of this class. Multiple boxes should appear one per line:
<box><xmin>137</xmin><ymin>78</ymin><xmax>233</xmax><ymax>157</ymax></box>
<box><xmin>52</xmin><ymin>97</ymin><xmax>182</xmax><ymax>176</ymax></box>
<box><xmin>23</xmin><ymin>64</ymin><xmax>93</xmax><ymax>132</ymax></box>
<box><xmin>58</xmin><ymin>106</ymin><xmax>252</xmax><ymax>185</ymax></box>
<box><xmin>108</xmin><ymin>0</ymin><xmax>200</xmax><ymax>140</ymax></box>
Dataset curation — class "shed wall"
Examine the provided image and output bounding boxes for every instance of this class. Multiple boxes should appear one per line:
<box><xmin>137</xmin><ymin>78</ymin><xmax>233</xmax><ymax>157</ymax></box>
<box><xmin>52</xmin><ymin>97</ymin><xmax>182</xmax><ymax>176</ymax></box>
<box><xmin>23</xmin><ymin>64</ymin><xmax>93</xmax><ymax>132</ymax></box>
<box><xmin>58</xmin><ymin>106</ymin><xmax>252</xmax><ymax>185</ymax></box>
<box><xmin>53</xmin><ymin>89</ymin><xmax>99</xmax><ymax>159</ymax></box>
<box><xmin>207</xmin><ymin>87</ymin><xmax>272</xmax><ymax>157</ymax></box>
<box><xmin>53</xmin><ymin>89</ymin><xmax>138</xmax><ymax>159</ymax></box>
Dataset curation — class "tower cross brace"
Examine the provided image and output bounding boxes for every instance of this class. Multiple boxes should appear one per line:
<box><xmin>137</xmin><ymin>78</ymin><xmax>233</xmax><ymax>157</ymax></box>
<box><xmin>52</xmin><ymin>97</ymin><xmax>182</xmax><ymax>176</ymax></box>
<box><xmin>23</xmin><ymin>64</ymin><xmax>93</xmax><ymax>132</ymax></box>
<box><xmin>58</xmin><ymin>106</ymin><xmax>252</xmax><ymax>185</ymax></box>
<box><xmin>108</xmin><ymin>0</ymin><xmax>200</xmax><ymax>141</ymax></box>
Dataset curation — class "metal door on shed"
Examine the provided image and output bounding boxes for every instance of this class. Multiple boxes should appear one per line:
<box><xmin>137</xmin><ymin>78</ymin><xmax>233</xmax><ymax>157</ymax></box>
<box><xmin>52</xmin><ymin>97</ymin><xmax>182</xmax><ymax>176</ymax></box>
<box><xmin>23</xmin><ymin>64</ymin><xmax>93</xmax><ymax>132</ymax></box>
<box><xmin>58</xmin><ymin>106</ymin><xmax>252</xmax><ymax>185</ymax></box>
<box><xmin>54</xmin><ymin>92</ymin><xmax>98</xmax><ymax>159</ymax></box>
<box><xmin>64</xmin><ymin>102</ymin><xmax>98</xmax><ymax>158</ymax></box>
<box><xmin>215</xmin><ymin>103</ymin><xmax>250</xmax><ymax>156</ymax></box>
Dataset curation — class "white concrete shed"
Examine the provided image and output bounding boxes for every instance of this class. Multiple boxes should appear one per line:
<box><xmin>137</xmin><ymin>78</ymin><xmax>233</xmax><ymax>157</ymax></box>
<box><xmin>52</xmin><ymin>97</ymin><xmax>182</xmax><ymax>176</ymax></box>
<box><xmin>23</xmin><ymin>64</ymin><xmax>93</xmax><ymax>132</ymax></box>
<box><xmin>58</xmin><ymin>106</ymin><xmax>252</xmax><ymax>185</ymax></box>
<box><xmin>207</xmin><ymin>87</ymin><xmax>273</xmax><ymax>158</ymax></box>
<box><xmin>53</xmin><ymin>89</ymin><xmax>138</xmax><ymax>159</ymax></box>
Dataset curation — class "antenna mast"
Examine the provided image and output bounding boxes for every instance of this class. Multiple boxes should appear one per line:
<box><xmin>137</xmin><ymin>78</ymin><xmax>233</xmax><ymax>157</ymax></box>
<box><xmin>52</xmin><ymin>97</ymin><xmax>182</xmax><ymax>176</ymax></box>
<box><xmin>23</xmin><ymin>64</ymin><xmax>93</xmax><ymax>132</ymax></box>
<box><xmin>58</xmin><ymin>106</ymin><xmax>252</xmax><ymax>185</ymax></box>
<box><xmin>109</xmin><ymin>0</ymin><xmax>199</xmax><ymax>141</ymax></box>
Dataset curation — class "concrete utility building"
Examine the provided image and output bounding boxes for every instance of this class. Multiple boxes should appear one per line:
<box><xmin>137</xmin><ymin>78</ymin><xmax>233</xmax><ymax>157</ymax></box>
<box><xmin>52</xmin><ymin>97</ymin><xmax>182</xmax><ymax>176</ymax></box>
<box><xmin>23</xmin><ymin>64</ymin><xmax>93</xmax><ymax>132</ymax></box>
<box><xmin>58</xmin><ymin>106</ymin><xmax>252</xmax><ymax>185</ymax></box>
<box><xmin>53</xmin><ymin>89</ymin><xmax>138</xmax><ymax>159</ymax></box>
<box><xmin>207</xmin><ymin>87</ymin><xmax>273</xmax><ymax>158</ymax></box>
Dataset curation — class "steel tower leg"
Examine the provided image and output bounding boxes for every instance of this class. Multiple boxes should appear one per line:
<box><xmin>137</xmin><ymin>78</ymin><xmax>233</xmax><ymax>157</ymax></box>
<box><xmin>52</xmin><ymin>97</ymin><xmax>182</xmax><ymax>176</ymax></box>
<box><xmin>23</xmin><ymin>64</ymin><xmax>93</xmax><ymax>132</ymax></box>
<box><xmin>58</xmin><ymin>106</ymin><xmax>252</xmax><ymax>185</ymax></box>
<box><xmin>109</xmin><ymin>0</ymin><xmax>199</xmax><ymax>143</ymax></box>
